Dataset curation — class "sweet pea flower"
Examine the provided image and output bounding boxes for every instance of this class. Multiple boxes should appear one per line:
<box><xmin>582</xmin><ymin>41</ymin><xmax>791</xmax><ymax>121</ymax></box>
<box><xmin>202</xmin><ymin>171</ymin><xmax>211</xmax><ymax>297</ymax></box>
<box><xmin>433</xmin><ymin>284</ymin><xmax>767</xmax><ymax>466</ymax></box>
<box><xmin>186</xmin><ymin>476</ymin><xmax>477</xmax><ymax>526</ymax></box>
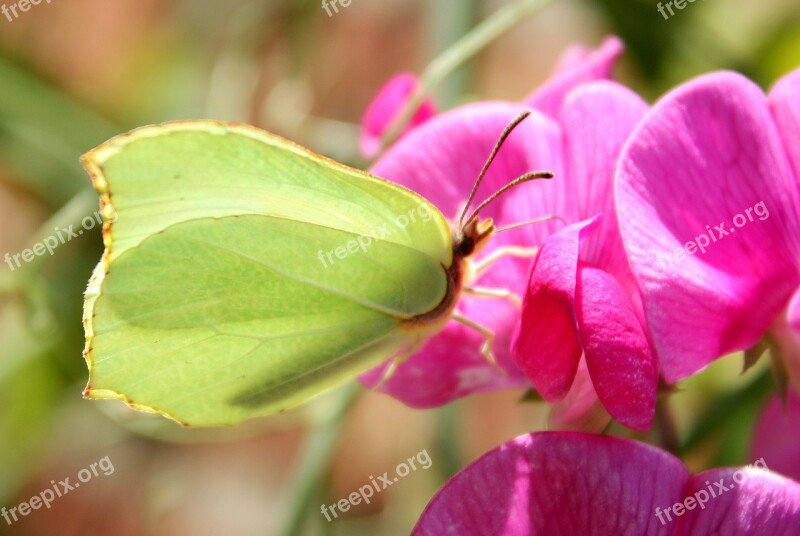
<box><xmin>413</xmin><ymin>432</ymin><xmax>800</xmax><ymax>535</ymax></box>
<box><xmin>524</xmin><ymin>36</ymin><xmax>623</xmax><ymax>118</ymax></box>
<box><xmin>615</xmin><ymin>68</ymin><xmax>800</xmax><ymax>388</ymax></box>
<box><xmin>358</xmin><ymin>38</ymin><xmax>658</xmax><ymax>427</ymax></box>
<box><xmin>359</xmin><ymin>73</ymin><xmax>437</xmax><ymax>159</ymax></box>
<box><xmin>509</xmin><ymin>92</ymin><xmax>658</xmax><ymax>431</ymax></box>
<box><xmin>752</xmin><ymin>390</ymin><xmax>800</xmax><ymax>482</ymax></box>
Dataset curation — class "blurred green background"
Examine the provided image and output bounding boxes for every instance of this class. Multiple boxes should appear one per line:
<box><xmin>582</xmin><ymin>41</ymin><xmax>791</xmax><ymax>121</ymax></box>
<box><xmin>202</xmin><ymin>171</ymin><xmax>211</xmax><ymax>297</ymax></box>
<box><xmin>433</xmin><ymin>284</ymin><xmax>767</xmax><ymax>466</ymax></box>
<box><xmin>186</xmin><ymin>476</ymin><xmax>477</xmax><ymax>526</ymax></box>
<box><xmin>0</xmin><ymin>0</ymin><xmax>798</xmax><ymax>534</ymax></box>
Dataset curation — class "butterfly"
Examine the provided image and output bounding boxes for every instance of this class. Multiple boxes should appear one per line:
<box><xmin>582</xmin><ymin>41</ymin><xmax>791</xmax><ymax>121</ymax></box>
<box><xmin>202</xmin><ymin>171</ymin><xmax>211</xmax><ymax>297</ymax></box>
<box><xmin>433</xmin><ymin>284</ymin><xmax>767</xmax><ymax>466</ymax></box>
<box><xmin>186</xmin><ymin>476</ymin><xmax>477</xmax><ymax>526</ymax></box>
<box><xmin>81</xmin><ymin>112</ymin><xmax>552</xmax><ymax>426</ymax></box>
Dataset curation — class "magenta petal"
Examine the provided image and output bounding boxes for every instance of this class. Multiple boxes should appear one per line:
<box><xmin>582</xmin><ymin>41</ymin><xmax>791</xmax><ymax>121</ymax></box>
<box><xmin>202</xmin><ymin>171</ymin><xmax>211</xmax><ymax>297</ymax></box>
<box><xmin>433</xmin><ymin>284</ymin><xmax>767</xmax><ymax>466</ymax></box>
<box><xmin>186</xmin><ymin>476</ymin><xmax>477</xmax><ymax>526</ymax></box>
<box><xmin>577</xmin><ymin>266</ymin><xmax>658</xmax><ymax>431</ymax></box>
<box><xmin>773</xmin><ymin>315</ymin><xmax>800</xmax><ymax>393</ymax></box>
<box><xmin>549</xmin><ymin>358</ymin><xmax>612</xmax><ymax>433</ymax></box>
<box><xmin>370</xmin><ymin>101</ymin><xmax>562</xmax><ymax>225</ymax></box>
<box><xmin>752</xmin><ymin>391</ymin><xmax>800</xmax><ymax>482</ymax></box>
<box><xmin>789</xmin><ymin>287</ymin><xmax>800</xmax><ymax>332</ymax></box>
<box><xmin>359</xmin><ymin>73</ymin><xmax>437</xmax><ymax>158</ymax></box>
<box><xmin>358</xmin><ymin>320</ymin><xmax>528</xmax><ymax>408</ymax></box>
<box><xmin>551</xmin><ymin>44</ymin><xmax>594</xmax><ymax>75</ymax></box>
<box><xmin>525</xmin><ymin>36</ymin><xmax>623</xmax><ymax>119</ymax></box>
<box><xmin>512</xmin><ymin>218</ymin><xmax>598</xmax><ymax>402</ymax></box>
<box><xmin>559</xmin><ymin>80</ymin><xmax>648</xmax><ymax>278</ymax></box>
<box><xmin>617</xmin><ymin>71</ymin><xmax>800</xmax><ymax>382</ymax></box>
<box><xmin>412</xmin><ymin>432</ymin><xmax>689</xmax><ymax>536</ymax></box>
<box><xmin>770</xmin><ymin>67</ymin><xmax>800</xmax><ymax>187</ymax></box>
<box><xmin>678</xmin><ymin>467</ymin><xmax>800</xmax><ymax>535</ymax></box>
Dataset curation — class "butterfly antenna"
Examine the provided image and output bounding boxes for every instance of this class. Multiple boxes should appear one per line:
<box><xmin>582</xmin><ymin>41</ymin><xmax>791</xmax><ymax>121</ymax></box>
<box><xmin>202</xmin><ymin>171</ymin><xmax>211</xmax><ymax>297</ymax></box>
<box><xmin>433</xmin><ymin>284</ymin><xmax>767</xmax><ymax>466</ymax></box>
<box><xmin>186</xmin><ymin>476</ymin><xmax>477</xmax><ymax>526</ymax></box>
<box><xmin>458</xmin><ymin>111</ymin><xmax>532</xmax><ymax>228</ymax></box>
<box><xmin>494</xmin><ymin>214</ymin><xmax>567</xmax><ymax>233</ymax></box>
<box><xmin>463</xmin><ymin>170</ymin><xmax>554</xmax><ymax>225</ymax></box>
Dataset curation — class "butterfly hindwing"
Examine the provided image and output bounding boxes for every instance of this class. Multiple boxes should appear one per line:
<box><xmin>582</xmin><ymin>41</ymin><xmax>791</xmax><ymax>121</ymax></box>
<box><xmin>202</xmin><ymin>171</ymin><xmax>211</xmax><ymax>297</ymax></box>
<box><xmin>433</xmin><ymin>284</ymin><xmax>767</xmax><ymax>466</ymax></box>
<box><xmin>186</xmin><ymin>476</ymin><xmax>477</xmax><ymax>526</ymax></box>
<box><xmin>83</xmin><ymin>122</ymin><xmax>453</xmax><ymax>426</ymax></box>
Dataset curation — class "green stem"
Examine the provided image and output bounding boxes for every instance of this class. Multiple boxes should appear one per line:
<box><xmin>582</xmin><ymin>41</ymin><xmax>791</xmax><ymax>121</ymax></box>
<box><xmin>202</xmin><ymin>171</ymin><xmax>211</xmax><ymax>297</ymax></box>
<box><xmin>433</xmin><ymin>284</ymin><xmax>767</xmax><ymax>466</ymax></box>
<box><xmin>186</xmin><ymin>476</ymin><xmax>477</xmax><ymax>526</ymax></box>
<box><xmin>279</xmin><ymin>382</ymin><xmax>362</xmax><ymax>536</ymax></box>
<box><xmin>376</xmin><ymin>0</ymin><xmax>555</xmax><ymax>155</ymax></box>
<box><xmin>436</xmin><ymin>404</ymin><xmax>463</xmax><ymax>481</ymax></box>
<box><xmin>655</xmin><ymin>397</ymin><xmax>680</xmax><ymax>456</ymax></box>
<box><xmin>679</xmin><ymin>368</ymin><xmax>772</xmax><ymax>455</ymax></box>
<box><xmin>424</xmin><ymin>0</ymin><xmax>479</xmax><ymax>108</ymax></box>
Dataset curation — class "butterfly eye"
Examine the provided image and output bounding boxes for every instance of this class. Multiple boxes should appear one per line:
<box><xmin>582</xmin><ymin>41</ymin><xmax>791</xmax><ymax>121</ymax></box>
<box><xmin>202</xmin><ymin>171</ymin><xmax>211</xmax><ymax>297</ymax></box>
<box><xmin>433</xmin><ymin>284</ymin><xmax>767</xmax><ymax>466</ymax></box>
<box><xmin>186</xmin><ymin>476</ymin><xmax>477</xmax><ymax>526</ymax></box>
<box><xmin>458</xmin><ymin>236</ymin><xmax>476</xmax><ymax>257</ymax></box>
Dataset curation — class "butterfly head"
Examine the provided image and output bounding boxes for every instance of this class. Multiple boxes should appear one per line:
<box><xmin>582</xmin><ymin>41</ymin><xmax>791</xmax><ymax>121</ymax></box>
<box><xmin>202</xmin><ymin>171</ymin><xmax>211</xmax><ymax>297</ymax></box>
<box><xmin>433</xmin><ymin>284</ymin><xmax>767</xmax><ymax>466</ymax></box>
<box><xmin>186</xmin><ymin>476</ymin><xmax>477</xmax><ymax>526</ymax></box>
<box><xmin>455</xmin><ymin>216</ymin><xmax>494</xmax><ymax>259</ymax></box>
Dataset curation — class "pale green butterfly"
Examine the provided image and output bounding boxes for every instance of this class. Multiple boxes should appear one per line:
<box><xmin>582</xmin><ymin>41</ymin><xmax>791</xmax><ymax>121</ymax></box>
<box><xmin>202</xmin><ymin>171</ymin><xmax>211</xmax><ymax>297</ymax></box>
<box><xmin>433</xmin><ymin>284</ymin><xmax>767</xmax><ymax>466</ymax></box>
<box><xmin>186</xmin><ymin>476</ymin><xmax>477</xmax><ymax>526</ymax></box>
<box><xmin>81</xmin><ymin>112</ymin><xmax>552</xmax><ymax>426</ymax></box>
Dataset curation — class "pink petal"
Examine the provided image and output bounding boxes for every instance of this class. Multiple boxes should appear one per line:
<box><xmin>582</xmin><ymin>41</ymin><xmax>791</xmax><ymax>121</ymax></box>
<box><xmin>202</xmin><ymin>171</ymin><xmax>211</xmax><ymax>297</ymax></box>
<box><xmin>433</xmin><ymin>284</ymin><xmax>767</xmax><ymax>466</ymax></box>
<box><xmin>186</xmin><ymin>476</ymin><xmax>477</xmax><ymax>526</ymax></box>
<box><xmin>772</xmin><ymin>314</ymin><xmax>800</xmax><ymax>394</ymax></box>
<box><xmin>551</xmin><ymin>45</ymin><xmax>594</xmax><ymax>75</ymax></box>
<box><xmin>358</xmin><ymin>319</ymin><xmax>529</xmax><ymax>408</ymax></box>
<box><xmin>752</xmin><ymin>391</ymin><xmax>800</xmax><ymax>482</ymax></box>
<box><xmin>361</xmin><ymin>103</ymin><xmax>564</xmax><ymax>406</ymax></box>
<box><xmin>769</xmin><ymin>67</ymin><xmax>800</xmax><ymax>188</ymax></box>
<box><xmin>525</xmin><ymin>36</ymin><xmax>623</xmax><ymax>119</ymax></box>
<box><xmin>549</xmin><ymin>358</ymin><xmax>612</xmax><ymax>433</ymax></box>
<box><xmin>678</xmin><ymin>467</ymin><xmax>800</xmax><ymax>535</ymax></box>
<box><xmin>577</xmin><ymin>266</ymin><xmax>658</xmax><ymax>431</ymax></box>
<box><xmin>788</xmin><ymin>287</ymin><xmax>800</xmax><ymax>333</ymax></box>
<box><xmin>412</xmin><ymin>432</ymin><xmax>689</xmax><ymax>536</ymax></box>
<box><xmin>359</xmin><ymin>73</ymin><xmax>437</xmax><ymax>158</ymax></box>
<box><xmin>369</xmin><ymin>101</ymin><xmax>562</xmax><ymax>228</ymax></box>
<box><xmin>512</xmin><ymin>218</ymin><xmax>598</xmax><ymax>401</ymax></box>
<box><xmin>558</xmin><ymin>80</ymin><xmax>648</xmax><ymax>280</ymax></box>
<box><xmin>616</xmin><ymin>71</ymin><xmax>800</xmax><ymax>383</ymax></box>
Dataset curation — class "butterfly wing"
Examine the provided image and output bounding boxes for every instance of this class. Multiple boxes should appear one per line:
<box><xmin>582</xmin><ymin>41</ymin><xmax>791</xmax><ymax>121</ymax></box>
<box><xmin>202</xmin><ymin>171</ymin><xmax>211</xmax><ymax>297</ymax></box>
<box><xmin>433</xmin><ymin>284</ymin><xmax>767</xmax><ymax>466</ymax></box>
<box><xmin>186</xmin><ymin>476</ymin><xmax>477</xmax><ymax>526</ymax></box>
<box><xmin>83</xmin><ymin>121</ymin><xmax>453</xmax><ymax>426</ymax></box>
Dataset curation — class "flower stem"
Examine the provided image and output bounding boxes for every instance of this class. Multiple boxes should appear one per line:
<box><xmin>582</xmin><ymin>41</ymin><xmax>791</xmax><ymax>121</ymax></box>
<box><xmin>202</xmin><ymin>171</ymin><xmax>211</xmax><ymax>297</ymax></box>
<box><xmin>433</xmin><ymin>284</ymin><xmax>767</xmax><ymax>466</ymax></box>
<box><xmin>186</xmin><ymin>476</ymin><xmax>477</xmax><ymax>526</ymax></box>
<box><xmin>279</xmin><ymin>382</ymin><xmax>361</xmax><ymax>536</ymax></box>
<box><xmin>655</xmin><ymin>397</ymin><xmax>680</xmax><ymax>456</ymax></box>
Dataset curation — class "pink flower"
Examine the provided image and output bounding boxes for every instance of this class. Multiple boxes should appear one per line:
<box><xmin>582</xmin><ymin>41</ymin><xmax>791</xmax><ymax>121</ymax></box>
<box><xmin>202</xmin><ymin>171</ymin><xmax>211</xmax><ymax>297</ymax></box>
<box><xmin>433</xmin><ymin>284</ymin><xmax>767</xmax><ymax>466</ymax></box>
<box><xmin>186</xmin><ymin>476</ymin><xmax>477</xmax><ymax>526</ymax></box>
<box><xmin>359</xmin><ymin>73</ymin><xmax>437</xmax><ymax>159</ymax></box>
<box><xmin>358</xmin><ymin>38</ymin><xmax>634</xmax><ymax>409</ymax></box>
<box><xmin>413</xmin><ymin>432</ymin><xmax>800</xmax><ymax>535</ymax></box>
<box><xmin>615</xmin><ymin>68</ymin><xmax>800</xmax><ymax>387</ymax></box>
<box><xmin>524</xmin><ymin>36</ymin><xmax>623</xmax><ymax>118</ymax></box>
<box><xmin>509</xmin><ymin>86</ymin><xmax>657</xmax><ymax>431</ymax></box>
<box><xmin>752</xmin><ymin>390</ymin><xmax>800</xmax><ymax>482</ymax></box>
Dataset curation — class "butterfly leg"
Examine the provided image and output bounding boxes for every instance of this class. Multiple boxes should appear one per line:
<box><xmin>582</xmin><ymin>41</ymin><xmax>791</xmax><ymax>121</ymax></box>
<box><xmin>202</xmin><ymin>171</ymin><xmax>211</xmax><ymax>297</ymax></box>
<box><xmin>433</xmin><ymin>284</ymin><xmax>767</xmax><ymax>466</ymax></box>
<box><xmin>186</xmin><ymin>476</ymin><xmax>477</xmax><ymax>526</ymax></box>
<box><xmin>452</xmin><ymin>313</ymin><xmax>507</xmax><ymax>377</ymax></box>
<box><xmin>375</xmin><ymin>341</ymin><xmax>422</xmax><ymax>389</ymax></box>
<box><xmin>463</xmin><ymin>286</ymin><xmax>522</xmax><ymax>307</ymax></box>
<box><xmin>466</xmin><ymin>246</ymin><xmax>537</xmax><ymax>306</ymax></box>
<box><xmin>473</xmin><ymin>246</ymin><xmax>538</xmax><ymax>278</ymax></box>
